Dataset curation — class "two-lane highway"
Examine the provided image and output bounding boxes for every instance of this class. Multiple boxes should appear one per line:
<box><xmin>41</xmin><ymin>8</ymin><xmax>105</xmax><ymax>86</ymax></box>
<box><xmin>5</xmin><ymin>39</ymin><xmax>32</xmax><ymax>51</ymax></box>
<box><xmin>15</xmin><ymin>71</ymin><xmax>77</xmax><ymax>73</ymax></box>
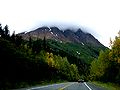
<box><xmin>16</xmin><ymin>82</ymin><xmax>106</xmax><ymax>90</ymax></box>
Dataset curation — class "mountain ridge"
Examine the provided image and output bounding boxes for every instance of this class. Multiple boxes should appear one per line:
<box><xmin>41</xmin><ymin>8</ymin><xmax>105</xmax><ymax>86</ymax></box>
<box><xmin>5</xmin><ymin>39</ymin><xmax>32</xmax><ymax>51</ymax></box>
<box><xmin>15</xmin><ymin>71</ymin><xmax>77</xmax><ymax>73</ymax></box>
<box><xmin>19</xmin><ymin>26</ymin><xmax>104</xmax><ymax>47</ymax></box>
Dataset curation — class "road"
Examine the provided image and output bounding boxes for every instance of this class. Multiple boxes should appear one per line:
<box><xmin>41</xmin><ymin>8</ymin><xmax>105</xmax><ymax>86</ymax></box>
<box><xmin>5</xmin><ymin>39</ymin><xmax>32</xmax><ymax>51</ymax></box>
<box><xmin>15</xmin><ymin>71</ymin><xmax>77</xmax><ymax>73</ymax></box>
<box><xmin>17</xmin><ymin>82</ymin><xmax>106</xmax><ymax>90</ymax></box>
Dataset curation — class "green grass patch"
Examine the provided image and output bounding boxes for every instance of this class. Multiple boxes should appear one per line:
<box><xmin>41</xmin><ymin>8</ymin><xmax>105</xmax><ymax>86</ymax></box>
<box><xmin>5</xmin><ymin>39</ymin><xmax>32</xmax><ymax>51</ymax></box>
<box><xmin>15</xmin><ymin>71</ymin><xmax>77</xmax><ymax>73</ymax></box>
<box><xmin>92</xmin><ymin>81</ymin><xmax>120</xmax><ymax>90</ymax></box>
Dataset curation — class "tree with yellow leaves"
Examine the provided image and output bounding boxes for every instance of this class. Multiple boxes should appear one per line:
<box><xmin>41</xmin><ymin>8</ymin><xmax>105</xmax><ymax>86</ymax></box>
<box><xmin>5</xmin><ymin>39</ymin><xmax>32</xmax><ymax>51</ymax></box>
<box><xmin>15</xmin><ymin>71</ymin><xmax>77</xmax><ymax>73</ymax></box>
<box><xmin>90</xmin><ymin>31</ymin><xmax>120</xmax><ymax>83</ymax></box>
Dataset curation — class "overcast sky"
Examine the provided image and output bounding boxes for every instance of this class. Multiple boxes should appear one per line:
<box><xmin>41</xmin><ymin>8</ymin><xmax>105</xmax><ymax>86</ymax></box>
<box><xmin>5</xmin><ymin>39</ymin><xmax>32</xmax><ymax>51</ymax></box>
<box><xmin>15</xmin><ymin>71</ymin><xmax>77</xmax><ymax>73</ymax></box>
<box><xmin>0</xmin><ymin>0</ymin><xmax>120</xmax><ymax>47</ymax></box>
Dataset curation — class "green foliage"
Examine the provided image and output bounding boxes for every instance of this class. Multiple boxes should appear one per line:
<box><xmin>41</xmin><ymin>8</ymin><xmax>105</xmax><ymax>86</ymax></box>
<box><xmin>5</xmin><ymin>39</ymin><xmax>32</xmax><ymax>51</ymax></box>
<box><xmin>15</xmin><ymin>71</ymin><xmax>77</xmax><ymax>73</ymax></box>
<box><xmin>92</xmin><ymin>81</ymin><xmax>120</xmax><ymax>90</ymax></box>
<box><xmin>46</xmin><ymin>39</ymin><xmax>106</xmax><ymax>79</ymax></box>
<box><xmin>90</xmin><ymin>32</ymin><xmax>120</xmax><ymax>84</ymax></box>
<box><xmin>47</xmin><ymin>39</ymin><xmax>106</xmax><ymax>64</ymax></box>
<box><xmin>0</xmin><ymin>24</ymin><xmax>80</xmax><ymax>89</ymax></box>
<box><xmin>90</xmin><ymin>50</ymin><xmax>110</xmax><ymax>81</ymax></box>
<box><xmin>38</xmin><ymin>51</ymin><xmax>80</xmax><ymax>81</ymax></box>
<box><xmin>70</xmin><ymin>64</ymin><xmax>80</xmax><ymax>80</ymax></box>
<box><xmin>0</xmin><ymin>24</ymin><xmax>107</xmax><ymax>89</ymax></box>
<box><xmin>0</xmin><ymin>24</ymin><xmax>10</xmax><ymax>39</ymax></box>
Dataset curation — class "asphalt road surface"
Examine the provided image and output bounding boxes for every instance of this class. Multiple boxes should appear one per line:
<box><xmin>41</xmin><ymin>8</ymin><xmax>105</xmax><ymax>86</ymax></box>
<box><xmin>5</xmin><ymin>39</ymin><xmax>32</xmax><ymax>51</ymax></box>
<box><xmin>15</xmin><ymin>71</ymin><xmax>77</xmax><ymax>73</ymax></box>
<box><xmin>16</xmin><ymin>82</ymin><xmax>106</xmax><ymax>90</ymax></box>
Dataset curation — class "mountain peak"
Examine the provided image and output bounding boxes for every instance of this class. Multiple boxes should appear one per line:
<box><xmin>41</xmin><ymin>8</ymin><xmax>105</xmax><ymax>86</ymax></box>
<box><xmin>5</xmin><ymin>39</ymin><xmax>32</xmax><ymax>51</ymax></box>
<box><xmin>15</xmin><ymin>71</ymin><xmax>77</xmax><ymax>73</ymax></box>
<box><xmin>19</xmin><ymin>26</ymin><xmax>104</xmax><ymax>47</ymax></box>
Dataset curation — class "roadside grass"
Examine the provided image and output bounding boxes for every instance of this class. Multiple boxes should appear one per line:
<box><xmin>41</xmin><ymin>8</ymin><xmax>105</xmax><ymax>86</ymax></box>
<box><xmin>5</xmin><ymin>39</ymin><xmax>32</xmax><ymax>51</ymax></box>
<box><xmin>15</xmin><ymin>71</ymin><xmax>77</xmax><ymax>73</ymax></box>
<box><xmin>92</xmin><ymin>81</ymin><xmax>120</xmax><ymax>90</ymax></box>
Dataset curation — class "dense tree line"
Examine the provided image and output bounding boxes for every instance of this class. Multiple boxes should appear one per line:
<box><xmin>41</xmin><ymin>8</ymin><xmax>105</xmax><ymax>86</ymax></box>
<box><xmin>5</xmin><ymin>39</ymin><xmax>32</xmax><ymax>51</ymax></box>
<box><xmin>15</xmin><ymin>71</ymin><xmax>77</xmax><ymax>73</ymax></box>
<box><xmin>0</xmin><ymin>23</ymin><xmax>112</xmax><ymax>89</ymax></box>
<box><xmin>46</xmin><ymin>39</ymin><xmax>106</xmax><ymax>79</ymax></box>
<box><xmin>0</xmin><ymin>24</ymin><xmax>80</xmax><ymax>89</ymax></box>
<box><xmin>90</xmin><ymin>31</ymin><xmax>120</xmax><ymax>84</ymax></box>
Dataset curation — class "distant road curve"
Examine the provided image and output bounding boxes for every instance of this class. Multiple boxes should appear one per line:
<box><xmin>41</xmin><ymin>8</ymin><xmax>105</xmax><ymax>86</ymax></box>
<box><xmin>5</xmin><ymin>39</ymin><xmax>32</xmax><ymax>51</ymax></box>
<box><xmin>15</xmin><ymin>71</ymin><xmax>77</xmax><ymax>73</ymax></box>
<box><xmin>16</xmin><ymin>82</ymin><xmax>106</xmax><ymax>90</ymax></box>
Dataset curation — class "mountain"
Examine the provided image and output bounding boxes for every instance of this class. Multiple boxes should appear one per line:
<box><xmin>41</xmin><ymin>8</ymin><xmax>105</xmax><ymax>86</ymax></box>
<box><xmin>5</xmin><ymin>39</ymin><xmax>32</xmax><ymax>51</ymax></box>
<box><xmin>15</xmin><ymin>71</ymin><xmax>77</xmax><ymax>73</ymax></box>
<box><xmin>0</xmin><ymin>24</ymin><xmax>108</xmax><ymax>89</ymax></box>
<box><xmin>19</xmin><ymin>26</ymin><xmax>104</xmax><ymax>47</ymax></box>
<box><xmin>18</xmin><ymin>26</ymin><xmax>107</xmax><ymax>78</ymax></box>
<box><xmin>19</xmin><ymin>26</ymin><xmax>106</xmax><ymax>64</ymax></box>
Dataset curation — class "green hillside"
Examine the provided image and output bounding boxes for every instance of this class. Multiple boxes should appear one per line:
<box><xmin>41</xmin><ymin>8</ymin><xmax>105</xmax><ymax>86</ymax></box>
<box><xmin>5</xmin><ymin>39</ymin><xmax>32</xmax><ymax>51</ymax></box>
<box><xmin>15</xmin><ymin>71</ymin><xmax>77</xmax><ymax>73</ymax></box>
<box><xmin>47</xmin><ymin>39</ymin><xmax>106</xmax><ymax>64</ymax></box>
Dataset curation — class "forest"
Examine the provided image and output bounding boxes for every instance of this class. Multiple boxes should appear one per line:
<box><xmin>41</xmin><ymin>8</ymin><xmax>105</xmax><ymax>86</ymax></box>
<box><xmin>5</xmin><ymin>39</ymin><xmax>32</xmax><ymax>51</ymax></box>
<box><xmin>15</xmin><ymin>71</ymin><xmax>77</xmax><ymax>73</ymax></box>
<box><xmin>0</xmin><ymin>24</ymin><xmax>80</xmax><ymax>89</ymax></box>
<box><xmin>90</xmin><ymin>32</ymin><xmax>120</xmax><ymax>84</ymax></box>
<box><xmin>0</xmin><ymin>23</ymin><xmax>120</xmax><ymax>89</ymax></box>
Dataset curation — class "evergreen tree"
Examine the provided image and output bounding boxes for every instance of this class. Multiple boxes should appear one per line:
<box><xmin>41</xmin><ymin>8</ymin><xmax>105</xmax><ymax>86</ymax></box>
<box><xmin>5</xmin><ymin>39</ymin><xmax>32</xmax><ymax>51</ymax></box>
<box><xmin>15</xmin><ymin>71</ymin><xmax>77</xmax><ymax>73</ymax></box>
<box><xmin>43</xmin><ymin>36</ymin><xmax>46</xmax><ymax>50</ymax></box>
<box><xmin>4</xmin><ymin>25</ymin><xmax>9</xmax><ymax>36</ymax></box>
<box><xmin>0</xmin><ymin>24</ymin><xmax>4</xmax><ymax>37</ymax></box>
<box><xmin>15</xmin><ymin>35</ymin><xmax>23</xmax><ymax>46</ymax></box>
<box><xmin>11</xmin><ymin>31</ymin><xmax>16</xmax><ymax>43</ymax></box>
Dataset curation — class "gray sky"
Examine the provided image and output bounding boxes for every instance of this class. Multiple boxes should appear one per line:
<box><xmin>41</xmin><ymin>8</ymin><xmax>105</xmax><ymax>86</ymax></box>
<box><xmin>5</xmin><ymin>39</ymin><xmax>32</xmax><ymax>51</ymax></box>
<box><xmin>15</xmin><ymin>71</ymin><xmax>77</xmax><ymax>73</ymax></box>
<box><xmin>0</xmin><ymin>0</ymin><xmax>120</xmax><ymax>47</ymax></box>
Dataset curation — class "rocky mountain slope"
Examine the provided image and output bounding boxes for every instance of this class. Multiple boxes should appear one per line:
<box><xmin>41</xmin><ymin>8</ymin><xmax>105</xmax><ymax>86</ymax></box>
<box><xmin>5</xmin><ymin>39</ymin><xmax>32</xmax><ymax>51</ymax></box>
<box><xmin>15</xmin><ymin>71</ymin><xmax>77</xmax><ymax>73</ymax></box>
<box><xmin>19</xmin><ymin>26</ymin><xmax>104</xmax><ymax>47</ymax></box>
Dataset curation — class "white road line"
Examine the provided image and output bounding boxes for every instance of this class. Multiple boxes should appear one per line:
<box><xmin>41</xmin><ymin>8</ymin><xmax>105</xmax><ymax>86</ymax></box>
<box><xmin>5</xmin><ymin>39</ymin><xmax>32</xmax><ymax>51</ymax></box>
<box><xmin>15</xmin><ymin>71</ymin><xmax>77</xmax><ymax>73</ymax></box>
<box><xmin>84</xmin><ymin>82</ymin><xmax>92</xmax><ymax>90</ymax></box>
<box><xmin>59</xmin><ymin>82</ymin><xmax>75</xmax><ymax>90</ymax></box>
